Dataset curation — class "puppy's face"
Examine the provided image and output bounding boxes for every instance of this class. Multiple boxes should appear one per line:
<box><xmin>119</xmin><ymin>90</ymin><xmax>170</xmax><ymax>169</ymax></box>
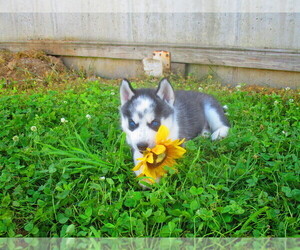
<box><xmin>121</xmin><ymin>96</ymin><xmax>161</xmax><ymax>151</ymax></box>
<box><xmin>120</xmin><ymin>79</ymin><xmax>175</xmax><ymax>153</ymax></box>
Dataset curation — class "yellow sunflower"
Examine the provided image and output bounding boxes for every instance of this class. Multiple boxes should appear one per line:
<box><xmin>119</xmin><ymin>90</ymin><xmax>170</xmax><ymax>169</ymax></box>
<box><xmin>132</xmin><ymin>125</ymin><xmax>186</xmax><ymax>183</ymax></box>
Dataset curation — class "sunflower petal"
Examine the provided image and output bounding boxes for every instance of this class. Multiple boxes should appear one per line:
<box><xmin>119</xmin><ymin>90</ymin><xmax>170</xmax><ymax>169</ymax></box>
<box><xmin>137</xmin><ymin>156</ymin><xmax>146</xmax><ymax>162</ymax></box>
<box><xmin>156</xmin><ymin>125</ymin><xmax>169</xmax><ymax>143</ymax></box>
<box><xmin>154</xmin><ymin>166</ymin><xmax>167</xmax><ymax>177</ymax></box>
<box><xmin>152</xmin><ymin>144</ymin><xmax>166</xmax><ymax>155</ymax></box>
<box><xmin>132</xmin><ymin>161</ymin><xmax>143</xmax><ymax>171</ymax></box>
<box><xmin>146</xmin><ymin>153</ymin><xmax>154</xmax><ymax>163</ymax></box>
<box><xmin>143</xmin><ymin>165</ymin><xmax>157</xmax><ymax>179</ymax></box>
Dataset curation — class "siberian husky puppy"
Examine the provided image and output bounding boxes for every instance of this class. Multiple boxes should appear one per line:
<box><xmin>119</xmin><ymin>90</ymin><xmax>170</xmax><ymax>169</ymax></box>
<box><xmin>120</xmin><ymin>78</ymin><xmax>230</xmax><ymax>178</ymax></box>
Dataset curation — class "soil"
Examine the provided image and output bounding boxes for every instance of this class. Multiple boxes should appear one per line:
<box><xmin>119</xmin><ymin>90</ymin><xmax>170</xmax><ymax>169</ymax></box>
<box><xmin>0</xmin><ymin>49</ymin><xmax>71</xmax><ymax>89</ymax></box>
<box><xmin>241</xmin><ymin>84</ymin><xmax>287</xmax><ymax>95</ymax></box>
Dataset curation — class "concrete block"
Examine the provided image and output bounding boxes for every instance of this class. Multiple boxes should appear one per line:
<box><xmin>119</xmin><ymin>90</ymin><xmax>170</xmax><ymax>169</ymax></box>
<box><xmin>142</xmin><ymin>58</ymin><xmax>163</xmax><ymax>77</ymax></box>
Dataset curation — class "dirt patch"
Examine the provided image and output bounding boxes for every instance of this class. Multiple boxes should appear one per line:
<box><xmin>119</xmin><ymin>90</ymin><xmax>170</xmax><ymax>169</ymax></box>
<box><xmin>239</xmin><ymin>84</ymin><xmax>299</xmax><ymax>101</ymax></box>
<box><xmin>0</xmin><ymin>49</ymin><xmax>75</xmax><ymax>89</ymax></box>
<box><xmin>241</xmin><ymin>84</ymin><xmax>284</xmax><ymax>95</ymax></box>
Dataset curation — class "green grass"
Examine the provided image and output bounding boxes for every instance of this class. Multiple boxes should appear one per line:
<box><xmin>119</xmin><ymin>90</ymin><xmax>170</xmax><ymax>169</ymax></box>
<box><xmin>0</xmin><ymin>76</ymin><xmax>299</xmax><ymax>237</ymax></box>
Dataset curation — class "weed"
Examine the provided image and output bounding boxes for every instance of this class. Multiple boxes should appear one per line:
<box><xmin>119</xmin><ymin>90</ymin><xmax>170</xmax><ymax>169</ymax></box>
<box><xmin>0</xmin><ymin>77</ymin><xmax>299</xmax><ymax>237</ymax></box>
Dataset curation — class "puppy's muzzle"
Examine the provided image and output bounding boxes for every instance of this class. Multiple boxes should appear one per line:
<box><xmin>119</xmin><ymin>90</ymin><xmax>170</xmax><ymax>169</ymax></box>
<box><xmin>137</xmin><ymin>142</ymin><xmax>149</xmax><ymax>153</ymax></box>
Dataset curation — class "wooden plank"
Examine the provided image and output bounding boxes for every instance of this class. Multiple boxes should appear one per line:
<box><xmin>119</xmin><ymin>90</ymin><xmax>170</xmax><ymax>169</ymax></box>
<box><xmin>1</xmin><ymin>41</ymin><xmax>299</xmax><ymax>72</ymax></box>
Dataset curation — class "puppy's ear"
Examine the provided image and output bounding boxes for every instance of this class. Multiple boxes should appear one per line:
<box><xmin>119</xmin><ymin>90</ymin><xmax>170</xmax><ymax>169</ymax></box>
<box><xmin>156</xmin><ymin>78</ymin><xmax>175</xmax><ymax>106</ymax></box>
<box><xmin>120</xmin><ymin>79</ymin><xmax>135</xmax><ymax>105</ymax></box>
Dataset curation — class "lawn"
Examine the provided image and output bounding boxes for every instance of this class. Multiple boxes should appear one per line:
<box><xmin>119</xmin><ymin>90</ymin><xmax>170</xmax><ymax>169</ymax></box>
<box><xmin>0</xmin><ymin>75</ymin><xmax>299</xmax><ymax>237</ymax></box>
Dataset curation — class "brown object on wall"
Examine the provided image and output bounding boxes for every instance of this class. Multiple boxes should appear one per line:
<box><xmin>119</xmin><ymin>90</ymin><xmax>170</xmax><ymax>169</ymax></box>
<box><xmin>152</xmin><ymin>51</ymin><xmax>171</xmax><ymax>74</ymax></box>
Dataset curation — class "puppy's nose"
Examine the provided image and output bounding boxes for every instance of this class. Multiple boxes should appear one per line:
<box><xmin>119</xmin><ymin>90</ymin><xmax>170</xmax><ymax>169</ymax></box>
<box><xmin>137</xmin><ymin>142</ymin><xmax>149</xmax><ymax>152</ymax></box>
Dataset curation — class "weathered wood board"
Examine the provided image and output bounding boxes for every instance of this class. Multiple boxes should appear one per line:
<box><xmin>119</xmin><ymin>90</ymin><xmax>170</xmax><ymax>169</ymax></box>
<box><xmin>1</xmin><ymin>41</ymin><xmax>299</xmax><ymax>72</ymax></box>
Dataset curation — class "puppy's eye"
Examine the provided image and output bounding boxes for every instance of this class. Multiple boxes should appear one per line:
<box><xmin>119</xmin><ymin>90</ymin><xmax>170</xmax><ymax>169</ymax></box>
<box><xmin>151</xmin><ymin>120</ymin><xmax>160</xmax><ymax>127</ymax></box>
<box><xmin>148</xmin><ymin>120</ymin><xmax>161</xmax><ymax>131</ymax></box>
<box><xmin>129</xmin><ymin>119</ymin><xmax>138</xmax><ymax>131</ymax></box>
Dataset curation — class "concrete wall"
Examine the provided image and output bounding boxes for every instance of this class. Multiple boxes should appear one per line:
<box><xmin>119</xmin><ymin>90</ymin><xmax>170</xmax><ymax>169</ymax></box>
<box><xmin>187</xmin><ymin>65</ymin><xmax>300</xmax><ymax>88</ymax></box>
<box><xmin>1</xmin><ymin>13</ymin><xmax>299</xmax><ymax>50</ymax></box>
<box><xmin>1</xmin><ymin>0</ymin><xmax>299</xmax><ymax>88</ymax></box>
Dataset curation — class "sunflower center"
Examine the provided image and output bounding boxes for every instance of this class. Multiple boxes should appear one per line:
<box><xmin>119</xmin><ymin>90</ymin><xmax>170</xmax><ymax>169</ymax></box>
<box><xmin>147</xmin><ymin>151</ymin><xmax>167</xmax><ymax>168</ymax></box>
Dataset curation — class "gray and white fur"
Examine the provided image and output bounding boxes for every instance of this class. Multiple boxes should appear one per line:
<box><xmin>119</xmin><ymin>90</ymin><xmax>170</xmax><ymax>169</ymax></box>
<box><xmin>120</xmin><ymin>78</ymin><xmax>230</xmax><ymax>178</ymax></box>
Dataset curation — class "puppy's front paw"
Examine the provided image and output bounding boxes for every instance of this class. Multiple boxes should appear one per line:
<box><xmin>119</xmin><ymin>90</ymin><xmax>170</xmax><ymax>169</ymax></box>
<box><xmin>211</xmin><ymin>126</ymin><xmax>229</xmax><ymax>140</ymax></box>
